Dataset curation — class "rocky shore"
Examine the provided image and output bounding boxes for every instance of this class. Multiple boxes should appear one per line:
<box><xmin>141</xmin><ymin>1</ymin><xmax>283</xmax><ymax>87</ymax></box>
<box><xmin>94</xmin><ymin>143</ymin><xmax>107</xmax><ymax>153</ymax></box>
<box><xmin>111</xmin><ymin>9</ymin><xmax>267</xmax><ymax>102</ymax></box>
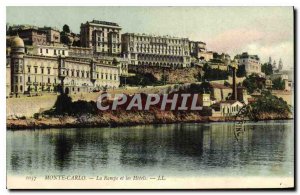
<box><xmin>6</xmin><ymin>111</ymin><xmax>292</xmax><ymax>130</ymax></box>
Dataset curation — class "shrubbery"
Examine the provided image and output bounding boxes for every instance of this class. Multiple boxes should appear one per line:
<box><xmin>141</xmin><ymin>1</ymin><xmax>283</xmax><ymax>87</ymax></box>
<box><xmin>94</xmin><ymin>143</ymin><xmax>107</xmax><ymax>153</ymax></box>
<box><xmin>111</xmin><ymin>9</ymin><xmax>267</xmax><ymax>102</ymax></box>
<box><xmin>242</xmin><ymin>73</ymin><xmax>265</xmax><ymax>93</ymax></box>
<box><xmin>44</xmin><ymin>94</ymin><xmax>98</xmax><ymax>116</ymax></box>
<box><xmin>120</xmin><ymin>73</ymin><xmax>160</xmax><ymax>86</ymax></box>
<box><xmin>250</xmin><ymin>91</ymin><xmax>291</xmax><ymax>119</ymax></box>
<box><xmin>272</xmin><ymin>77</ymin><xmax>285</xmax><ymax>90</ymax></box>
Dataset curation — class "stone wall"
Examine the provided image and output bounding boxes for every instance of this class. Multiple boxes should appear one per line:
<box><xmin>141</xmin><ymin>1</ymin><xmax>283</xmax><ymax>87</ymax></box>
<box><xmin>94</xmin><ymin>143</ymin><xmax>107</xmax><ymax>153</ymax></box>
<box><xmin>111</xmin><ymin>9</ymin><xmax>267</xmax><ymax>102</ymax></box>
<box><xmin>6</xmin><ymin>84</ymin><xmax>181</xmax><ymax>118</ymax></box>
<box><xmin>6</xmin><ymin>94</ymin><xmax>58</xmax><ymax>118</ymax></box>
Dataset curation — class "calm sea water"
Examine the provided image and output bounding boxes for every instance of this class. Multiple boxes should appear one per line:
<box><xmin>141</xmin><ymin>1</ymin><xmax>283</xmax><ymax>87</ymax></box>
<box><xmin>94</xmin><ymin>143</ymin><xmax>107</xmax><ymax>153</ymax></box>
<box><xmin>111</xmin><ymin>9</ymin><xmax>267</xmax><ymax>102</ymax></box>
<box><xmin>7</xmin><ymin>121</ymin><xmax>294</xmax><ymax>177</ymax></box>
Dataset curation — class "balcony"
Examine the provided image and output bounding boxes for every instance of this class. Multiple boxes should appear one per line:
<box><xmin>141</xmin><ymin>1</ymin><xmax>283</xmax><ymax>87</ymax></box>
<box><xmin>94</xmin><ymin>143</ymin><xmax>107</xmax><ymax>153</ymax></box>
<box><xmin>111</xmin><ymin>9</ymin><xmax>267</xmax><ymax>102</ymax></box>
<box><xmin>58</xmin><ymin>69</ymin><xmax>66</xmax><ymax>78</ymax></box>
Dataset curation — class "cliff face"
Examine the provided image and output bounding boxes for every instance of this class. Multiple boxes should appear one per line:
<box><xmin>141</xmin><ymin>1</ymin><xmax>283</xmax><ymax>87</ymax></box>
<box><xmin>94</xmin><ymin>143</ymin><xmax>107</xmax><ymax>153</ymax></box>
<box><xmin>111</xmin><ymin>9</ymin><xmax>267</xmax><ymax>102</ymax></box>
<box><xmin>129</xmin><ymin>66</ymin><xmax>202</xmax><ymax>84</ymax></box>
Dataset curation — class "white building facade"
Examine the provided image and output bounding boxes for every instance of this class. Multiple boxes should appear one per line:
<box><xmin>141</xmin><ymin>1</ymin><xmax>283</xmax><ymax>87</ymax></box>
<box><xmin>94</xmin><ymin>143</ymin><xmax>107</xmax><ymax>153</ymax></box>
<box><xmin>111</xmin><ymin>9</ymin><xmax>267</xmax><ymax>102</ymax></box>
<box><xmin>236</xmin><ymin>52</ymin><xmax>263</xmax><ymax>76</ymax></box>
<box><xmin>122</xmin><ymin>33</ymin><xmax>191</xmax><ymax>68</ymax></box>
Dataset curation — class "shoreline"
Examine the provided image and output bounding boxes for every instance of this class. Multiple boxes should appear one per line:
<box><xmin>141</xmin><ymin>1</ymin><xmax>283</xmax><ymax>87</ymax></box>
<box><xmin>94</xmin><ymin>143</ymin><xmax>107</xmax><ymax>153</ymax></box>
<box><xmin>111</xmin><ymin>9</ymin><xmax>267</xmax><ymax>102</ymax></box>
<box><xmin>6</xmin><ymin>114</ymin><xmax>293</xmax><ymax>130</ymax></box>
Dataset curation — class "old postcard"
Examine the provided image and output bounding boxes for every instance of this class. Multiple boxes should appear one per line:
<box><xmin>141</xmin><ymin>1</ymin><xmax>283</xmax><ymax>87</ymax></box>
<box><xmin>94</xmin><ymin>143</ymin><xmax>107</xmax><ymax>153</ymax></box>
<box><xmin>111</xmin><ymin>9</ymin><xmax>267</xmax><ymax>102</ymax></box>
<box><xmin>6</xmin><ymin>6</ymin><xmax>294</xmax><ymax>189</ymax></box>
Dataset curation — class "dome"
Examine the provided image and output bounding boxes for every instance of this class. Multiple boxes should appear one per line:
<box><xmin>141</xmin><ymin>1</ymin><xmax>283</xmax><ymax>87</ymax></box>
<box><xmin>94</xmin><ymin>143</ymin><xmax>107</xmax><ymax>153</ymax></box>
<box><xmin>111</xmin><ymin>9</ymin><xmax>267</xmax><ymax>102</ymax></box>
<box><xmin>11</xmin><ymin>36</ymin><xmax>24</xmax><ymax>48</ymax></box>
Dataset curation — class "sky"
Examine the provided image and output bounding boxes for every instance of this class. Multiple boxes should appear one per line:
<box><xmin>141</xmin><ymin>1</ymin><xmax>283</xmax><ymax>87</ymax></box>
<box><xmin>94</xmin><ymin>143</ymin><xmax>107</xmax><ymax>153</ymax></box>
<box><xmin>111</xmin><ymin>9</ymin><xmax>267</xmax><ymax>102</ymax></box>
<box><xmin>6</xmin><ymin>6</ymin><xmax>294</xmax><ymax>69</ymax></box>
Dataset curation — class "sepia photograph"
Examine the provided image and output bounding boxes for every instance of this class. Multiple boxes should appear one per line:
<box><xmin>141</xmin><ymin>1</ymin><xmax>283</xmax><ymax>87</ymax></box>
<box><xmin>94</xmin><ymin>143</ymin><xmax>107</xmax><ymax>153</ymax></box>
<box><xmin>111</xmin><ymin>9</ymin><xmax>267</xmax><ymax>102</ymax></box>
<box><xmin>5</xmin><ymin>6</ymin><xmax>295</xmax><ymax>189</ymax></box>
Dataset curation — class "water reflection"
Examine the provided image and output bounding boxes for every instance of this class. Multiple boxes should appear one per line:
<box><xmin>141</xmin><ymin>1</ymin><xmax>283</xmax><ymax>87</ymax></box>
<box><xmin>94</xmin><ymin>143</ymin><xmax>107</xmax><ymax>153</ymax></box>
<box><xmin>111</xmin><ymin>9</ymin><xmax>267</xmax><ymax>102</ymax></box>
<box><xmin>7</xmin><ymin>121</ymin><xmax>293</xmax><ymax>177</ymax></box>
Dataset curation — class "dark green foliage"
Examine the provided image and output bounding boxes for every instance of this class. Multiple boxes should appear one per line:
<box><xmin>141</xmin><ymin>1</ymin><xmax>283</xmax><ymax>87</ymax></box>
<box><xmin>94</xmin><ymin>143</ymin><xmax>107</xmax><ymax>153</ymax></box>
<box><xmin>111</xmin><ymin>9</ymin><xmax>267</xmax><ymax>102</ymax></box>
<box><xmin>72</xmin><ymin>40</ymin><xmax>81</xmax><ymax>47</ymax></box>
<box><xmin>188</xmin><ymin>82</ymin><xmax>212</xmax><ymax>94</ymax></box>
<box><xmin>261</xmin><ymin>63</ymin><xmax>273</xmax><ymax>75</ymax></box>
<box><xmin>63</xmin><ymin>24</ymin><xmax>70</xmax><ymax>33</ymax></box>
<box><xmin>242</xmin><ymin>74</ymin><xmax>265</xmax><ymax>93</ymax></box>
<box><xmin>236</xmin><ymin>64</ymin><xmax>246</xmax><ymax>77</ymax></box>
<box><xmin>121</xmin><ymin>73</ymin><xmax>160</xmax><ymax>86</ymax></box>
<box><xmin>60</xmin><ymin>32</ymin><xmax>70</xmax><ymax>45</ymax></box>
<box><xmin>70</xmin><ymin>100</ymin><xmax>97</xmax><ymax>115</ymax></box>
<box><xmin>195</xmin><ymin>72</ymin><xmax>203</xmax><ymax>82</ymax></box>
<box><xmin>45</xmin><ymin>94</ymin><xmax>97</xmax><ymax>116</ymax></box>
<box><xmin>54</xmin><ymin>94</ymin><xmax>72</xmax><ymax>114</ymax></box>
<box><xmin>272</xmin><ymin>77</ymin><xmax>285</xmax><ymax>90</ymax></box>
<box><xmin>200</xmin><ymin>107</ymin><xmax>212</xmax><ymax>116</ymax></box>
<box><xmin>33</xmin><ymin>113</ymin><xmax>40</xmax><ymax>119</ymax></box>
<box><xmin>203</xmin><ymin>63</ymin><xmax>229</xmax><ymax>81</ymax></box>
<box><xmin>250</xmin><ymin>91</ymin><xmax>291</xmax><ymax>119</ymax></box>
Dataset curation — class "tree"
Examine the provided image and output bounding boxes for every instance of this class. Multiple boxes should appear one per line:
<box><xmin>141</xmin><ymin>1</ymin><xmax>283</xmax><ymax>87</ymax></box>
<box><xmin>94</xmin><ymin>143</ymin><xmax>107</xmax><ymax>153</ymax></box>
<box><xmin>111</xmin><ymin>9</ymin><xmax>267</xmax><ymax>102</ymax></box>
<box><xmin>60</xmin><ymin>33</ymin><xmax>69</xmax><ymax>45</ymax></box>
<box><xmin>236</xmin><ymin>64</ymin><xmax>246</xmax><ymax>77</ymax></box>
<box><xmin>250</xmin><ymin>90</ymin><xmax>291</xmax><ymax>120</ymax></box>
<box><xmin>261</xmin><ymin>63</ymin><xmax>273</xmax><ymax>75</ymax></box>
<box><xmin>188</xmin><ymin>82</ymin><xmax>212</xmax><ymax>94</ymax></box>
<box><xmin>242</xmin><ymin>73</ymin><xmax>265</xmax><ymax>93</ymax></box>
<box><xmin>202</xmin><ymin>63</ymin><xmax>229</xmax><ymax>81</ymax></box>
<box><xmin>272</xmin><ymin>77</ymin><xmax>285</xmax><ymax>90</ymax></box>
<box><xmin>63</xmin><ymin>24</ymin><xmax>70</xmax><ymax>33</ymax></box>
<box><xmin>122</xmin><ymin>73</ymin><xmax>158</xmax><ymax>86</ymax></box>
<box><xmin>195</xmin><ymin>72</ymin><xmax>202</xmax><ymax>82</ymax></box>
<box><xmin>72</xmin><ymin>40</ymin><xmax>81</xmax><ymax>47</ymax></box>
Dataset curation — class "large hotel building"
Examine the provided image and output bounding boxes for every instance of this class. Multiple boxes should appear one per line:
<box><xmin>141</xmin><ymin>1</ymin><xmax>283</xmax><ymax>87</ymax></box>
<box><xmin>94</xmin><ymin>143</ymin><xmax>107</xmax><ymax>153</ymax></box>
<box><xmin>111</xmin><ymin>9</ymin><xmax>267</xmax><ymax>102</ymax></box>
<box><xmin>121</xmin><ymin>33</ymin><xmax>191</xmax><ymax>68</ymax></box>
<box><xmin>6</xmin><ymin>35</ymin><xmax>121</xmax><ymax>97</ymax></box>
<box><xmin>6</xmin><ymin>19</ymin><xmax>263</xmax><ymax>97</ymax></box>
<box><xmin>80</xmin><ymin>20</ymin><xmax>122</xmax><ymax>57</ymax></box>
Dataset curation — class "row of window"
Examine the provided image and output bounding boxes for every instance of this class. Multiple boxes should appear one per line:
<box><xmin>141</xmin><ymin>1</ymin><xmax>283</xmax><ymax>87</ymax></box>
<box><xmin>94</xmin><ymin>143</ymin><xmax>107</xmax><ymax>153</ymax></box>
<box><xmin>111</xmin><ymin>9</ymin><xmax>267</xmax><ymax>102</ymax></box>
<box><xmin>222</xmin><ymin>105</ymin><xmax>240</xmax><ymax>113</ymax></box>
<box><xmin>28</xmin><ymin>67</ymin><xmax>51</xmax><ymax>74</ymax></box>
<box><xmin>136</xmin><ymin>44</ymin><xmax>183</xmax><ymax>50</ymax></box>
<box><xmin>137</xmin><ymin>56</ymin><xmax>184</xmax><ymax>62</ymax></box>
<box><xmin>136</xmin><ymin>47</ymin><xmax>182</xmax><ymax>55</ymax></box>
<box><xmin>248</xmin><ymin>65</ymin><xmax>260</xmax><ymax>71</ymax></box>
<box><xmin>240</xmin><ymin>59</ymin><xmax>260</xmax><ymax>64</ymax></box>
<box><xmin>66</xmin><ymin>70</ymin><xmax>118</xmax><ymax>81</ymax></box>
<box><xmin>97</xmin><ymin>43</ymin><xmax>120</xmax><ymax>48</ymax></box>
<box><xmin>97</xmin><ymin>36</ymin><xmax>120</xmax><ymax>42</ymax></box>
<box><xmin>14</xmin><ymin>75</ymin><xmax>56</xmax><ymax>84</ymax></box>
<box><xmin>97</xmin><ymin>47</ymin><xmax>119</xmax><ymax>53</ymax></box>
<box><xmin>27</xmin><ymin>76</ymin><xmax>55</xmax><ymax>84</ymax></box>
<box><xmin>134</xmin><ymin>36</ymin><xmax>185</xmax><ymax>44</ymax></box>
<box><xmin>39</xmin><ymin>48</ymin><xmax>66</xmax><ymax>55</ymax></box>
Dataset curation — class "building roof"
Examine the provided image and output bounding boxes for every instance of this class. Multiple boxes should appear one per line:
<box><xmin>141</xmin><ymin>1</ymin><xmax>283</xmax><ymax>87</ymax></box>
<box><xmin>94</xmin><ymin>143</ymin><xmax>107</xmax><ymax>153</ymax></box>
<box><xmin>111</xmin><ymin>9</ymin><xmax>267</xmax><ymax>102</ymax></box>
<box><xmin>190</xmin><ymin>40</ymin><xmax>206</xmax><ymax>45</ymax></box>
<box><xmin>210</xmin><ymin>82</ymin><xmax>231</xmax><ymax>89</ymax></box>
<box><xmin>219</xmin><ymin>100</ymin><xmax>242</xmax><ymax>105</ymax></box>
<box><xmin>85</xmin><ymin>20</ymin><xmax>121</xmax><ymax>28</ymax></box>
<box><xmin>11</xmin><ymin>36</ymin><xmax>24</xmax><ymax>48</ymax></box>
<box><xmin>38</xmin><ymin>26</ymin><xmax>60</xmax><ymax>32</ymax></box>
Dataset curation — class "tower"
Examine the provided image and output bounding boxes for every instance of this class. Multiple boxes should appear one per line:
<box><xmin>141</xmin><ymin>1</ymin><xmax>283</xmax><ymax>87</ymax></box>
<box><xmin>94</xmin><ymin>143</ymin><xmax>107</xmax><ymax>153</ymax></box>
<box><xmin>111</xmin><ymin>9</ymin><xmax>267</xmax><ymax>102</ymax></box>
<box><xmin>268</xmin><ymin>56</ymin><xmax>272</xmax><ymax>65</ymax></box>
<box><xmin>278</xmin><ymin>58</ymin><xmax>283</xmax><ymax>71</ymax></box>
<box><xmin>231</xmin><ymin>59</ymin><xmax>238</xmax><ymax>100</ymax></box>
<box><xmin>272</xmin><ymin>60</ymin><xmax>277</xmax><ymax>70</ymax></box>
<box><xmin>10</xmin><ymin>35</ymin><xmax>25</xmax><ymax>96</ymax></box>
